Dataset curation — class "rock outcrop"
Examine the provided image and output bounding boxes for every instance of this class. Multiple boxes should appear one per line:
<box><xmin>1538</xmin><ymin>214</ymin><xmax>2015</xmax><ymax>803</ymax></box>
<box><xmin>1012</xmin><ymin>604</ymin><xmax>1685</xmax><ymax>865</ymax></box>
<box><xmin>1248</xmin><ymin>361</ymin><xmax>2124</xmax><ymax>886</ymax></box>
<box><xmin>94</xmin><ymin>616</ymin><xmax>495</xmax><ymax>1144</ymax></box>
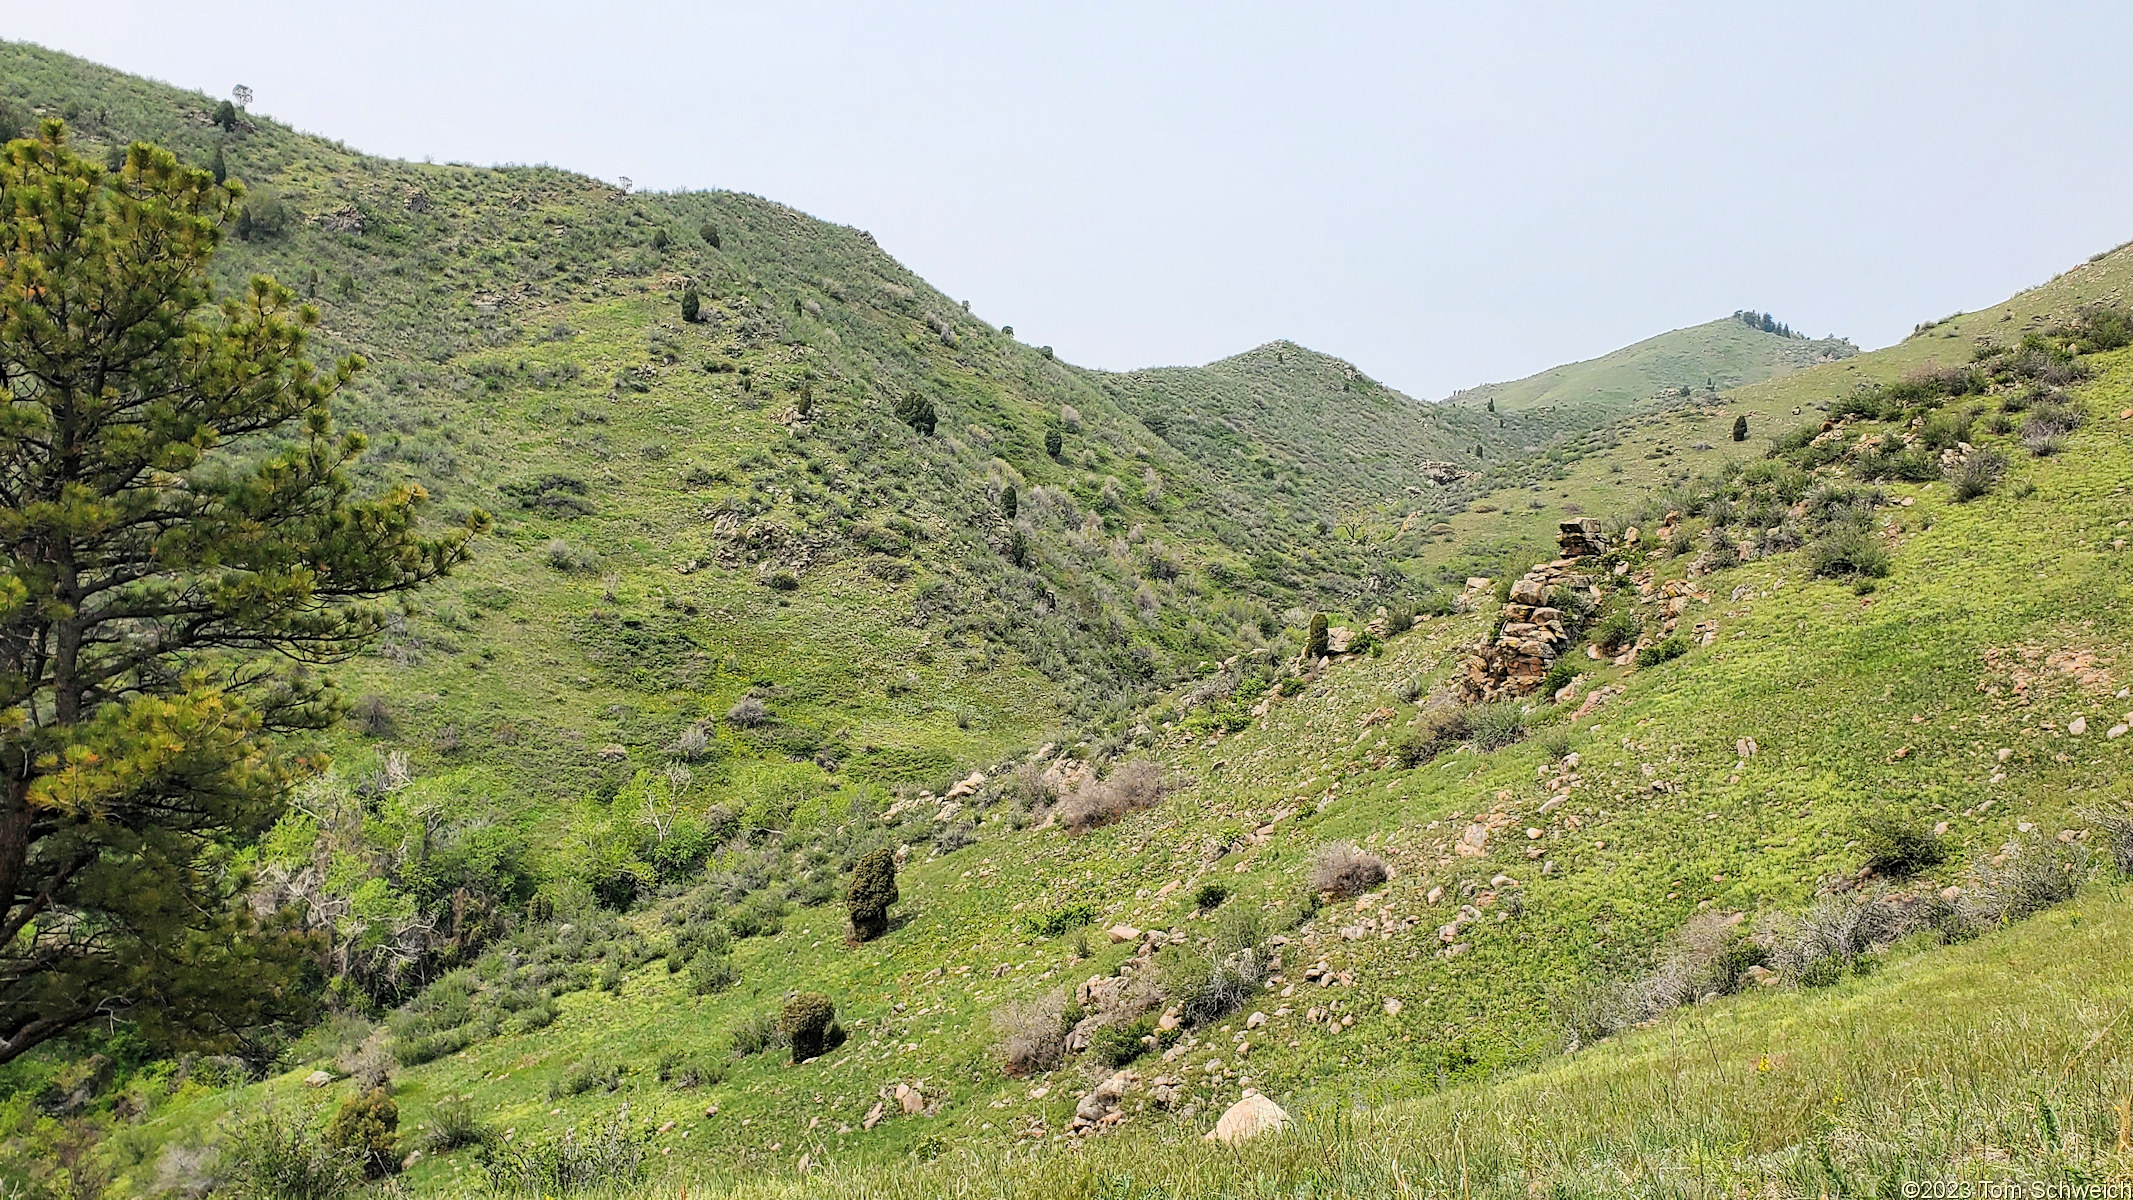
<box><xmin>1455</xmin><ymin>519</ymin><xmax>1607</xmax><ymax>703</ymax></box>
<box><xmin>1204</xmin><ymin>1091</ymin><xmax>1289</xmax><ymax>1144</ymax></box>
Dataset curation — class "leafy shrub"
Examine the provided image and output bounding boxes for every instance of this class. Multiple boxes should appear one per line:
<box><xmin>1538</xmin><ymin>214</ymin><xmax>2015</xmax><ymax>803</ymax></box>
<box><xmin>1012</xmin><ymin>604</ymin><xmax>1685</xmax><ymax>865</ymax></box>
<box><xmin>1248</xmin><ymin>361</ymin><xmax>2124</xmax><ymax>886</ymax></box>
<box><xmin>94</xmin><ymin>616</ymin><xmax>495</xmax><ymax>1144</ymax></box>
<box><xmin>325</xmin><ymin>1089</ymin><xmax>400</xmax><ymax>1179</ymax></box>
<box><xmin>549</xmin><ymin>1057</ymin><xmax>620</xmax><ymax>1099</ymax></box>
<box><xmin>1088</xmin><ymin>1015</ymin><xmax>1156</xmax><ymax>1069</ymax></box>
<box><xmin>2054</xmin><ymin>304</ymin><xmax>2133</xmax><ymax>353</ymax></box>
<box><xmin>1945</xmin><ymin>449</ymin><xmax>2006</xmax><ymax>501</ymax></box>
<box><xmin>1054</xmin><ymin>760</ymin><xmax>1166</xmax><ymax>833</ymax></box>
<box><xmin>895</xmin><ymin>390</ymin><xmax>937</xmax><ymax>435</ymax></box>
<box><xmin>686</xmin><ymin>948</ymin><xmax>738</xmax><ymax>994</ymax></box>
<box><xmin>1192</xmin><ymin>882</ymin><xmax>1230</xmax><ymax>911</ymax></box>
<box><xmin>1592</xmin><ymin>609</ymin><xmax>1642</xmax><ymax>653</ymax></box>
<box><xmin>1162</xmin><ymin>908</ymin><xmax>1269</xmax><ymax>1026</ymax></box>
<box><xmin>545</xmin><ymin>539</ymin><xmax>600</xmax><ymax>573</ymax></box>
<box><xmin>845</xmin><ymin>847</ymin><xmax>900</xmax><ymax>941</ymax></box>
<box><xmin>1393</xmin><ymin>706</ymin><xmax>1470</xmax><ymax>767</ymax></box>
<box><xmin>1857</xmin><ymin>809</ymin><xmax>1945</xmax><ymax>877</ymax></box>
<box><xmin>680</xmin><ymin>286</ymin><xmax>700</xmax><ymax>322</ymax></box>
<box><xmin>1304</xmin><ymin>612</ymin><xmax>1329</xmax><ymax>660</ymax></box>
<box><xmin>2080</xmin><ymin>806</ymin><xmax>2133</xmax><ymax>878</ymax></box>
<box><xmin>729</xmin><ymin>1009</ymin><xmax>784</xmax><ymax>1058</ymax></box>
<box><xmin>418</xmin><ymin>1095</ymin><xmax>493</xmax><ymax>1154</ymax></box>
<box><xmin>1636</xmin><ymin>634</ymin><xmax>1690</xmax><ymax>668</ymax></box>
<box><xmin>218</xmin><ymin>1107</ymin><xmax>361</xmax><ymax>1200</ymax></box>
<box><xmin>1468</xmin><ymin>702</ymin><xmax>1527</xmax><ymax>750</ymax></box>
<box><xmin>1569</xmin><ymin>911</ymin><xmax>1770</xmax><ymax>1042</ymax></box>
<box><xmin>1805</xmin><ymin>525</ymin><xmax>1890</xmax><ymax>579</ymax></box>
<box><xmin>1308</xmin><ymin>841</ymin><xmax>1388</xmax><ymax>898</ymax></box>
<box><xmin>1025</xmin><ymin>901</ymin><xmax>1098</xmax><ymax>939</ymax></box>
<box><xmin>478</xmin><ymin>1109</ymin><xmax>645</xmax><ymax>1196</ymax></box>
<box><xmin>655</xmin><ymin>1049</ymin><xmax>727</xmax><ymax>1089</ymax></box>
<box><xmin>780</xmin><ymin>992</ymin><xmax>840</xmax><ymax>1061</ymax></box>
<box><xmin>994</xmin><ymin>990</ymin><xmax>1069</xmax><ymax>1075</ymax></box>
<box><xmin>1856</xmin><ymin>444</ymin><xmax>1938</xmax><ymax>482</ymax></box>
<box><xmin>2021</xmin><ymin>399</ymin><xmax>2085</xmax><ymax>455</ymax></box>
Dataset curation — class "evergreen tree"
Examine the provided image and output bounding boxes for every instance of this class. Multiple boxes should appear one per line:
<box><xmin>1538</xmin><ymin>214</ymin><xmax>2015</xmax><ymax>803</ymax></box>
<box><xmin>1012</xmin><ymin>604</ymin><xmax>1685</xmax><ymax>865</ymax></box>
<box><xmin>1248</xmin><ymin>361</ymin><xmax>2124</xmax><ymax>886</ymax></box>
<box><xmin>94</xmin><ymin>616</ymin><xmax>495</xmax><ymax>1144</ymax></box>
<box><xmin>894</xmin><ymin>390</ymin><xmax>936</xmax><ymax>435</ymax></box>
<box><xmin>1000</xmin><ymin>484</ymin><xmax>1017</xmax><ymax>519</ymax></box>
<box><xmin>1732</xmin><ymin>414</ymin><xmax>1749</xmax><ymax>442</ymax></box>
<box><xmin>1306</xmin><ymin>612</ymin><xmax>1330</xmax><ymax>660</ymax></box>
<box><xmin>212</xmin><ymin>99</ymin><xmax>238</xmax><ymax>131</ymax></box>
<box><xmin>780</xmin><ymin>992</ymin><xmax>838</xmax><ymax>1061</ymax></box>
<box><xmin>700</xmin><ymin>221</ymin><xmax>720</xmax><ymax>248</ymax></box>
<box><xmin>680</xmin><ymin>286</ymin><xmax>701</xmax><ymax>323</ymax></box>
<box><xmin>208</xmin><ymin>141</ymin><xmax>226</xmax><ymax>184</ymax></box>
<box><xmin>0</xmin><ymin>125</ymin><xmax>482</xmax><ymax>1064</ymax></box>
<box><xmin>1044</xmin><ymin>428</ymin><xmax>1063</xmax><ymax>458</ymax></box>
<box><xmin>845</xmin><ymin>847</ymin><xmax>900</xmax><ymax>941</ymax></box>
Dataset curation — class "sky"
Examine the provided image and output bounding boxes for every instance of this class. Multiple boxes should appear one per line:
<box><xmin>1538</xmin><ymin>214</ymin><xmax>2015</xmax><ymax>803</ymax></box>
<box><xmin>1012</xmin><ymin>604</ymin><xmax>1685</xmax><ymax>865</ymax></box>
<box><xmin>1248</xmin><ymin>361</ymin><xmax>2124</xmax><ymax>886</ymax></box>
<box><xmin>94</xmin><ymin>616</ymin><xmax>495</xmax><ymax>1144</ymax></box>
<box><xmin>8</xmin><ymin>2</ymin><xmax>2133</xmax><ymax>399</ymax></box>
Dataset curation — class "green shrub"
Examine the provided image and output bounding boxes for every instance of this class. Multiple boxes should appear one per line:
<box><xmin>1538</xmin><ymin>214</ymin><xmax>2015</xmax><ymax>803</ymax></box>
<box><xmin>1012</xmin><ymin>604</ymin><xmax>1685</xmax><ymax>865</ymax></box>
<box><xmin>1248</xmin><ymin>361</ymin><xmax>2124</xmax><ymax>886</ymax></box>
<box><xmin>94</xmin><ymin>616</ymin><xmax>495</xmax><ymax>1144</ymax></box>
<box><xmin>1946</xmin><ymin>449</ymin><xmax>2006</xmax><ymax>501</ymax></box>
<box><xmin>686</xmin><ymin>948</ymin><xmax>738</xmax><ymax>994</ymax></box>
<box><xmin>730</xmin><ymin>1009</ymin><xmax>783</xmax><ymax>1058</ymax></box>
<box><xmin>700</xmin><ymin>222</ymin><xmax>721</xmax><ymax>248</ymax></box>
<box><xmin>1636</xmin><ymin>634</ymin><xmax>1690</xmax><ymax>668</ymax></box>
<box><xmin>656</xmin><ymin>1048</ymin><xmax>727</xmax><ymax>1089</ymax></box>
<box><xmin>218</xmin><ymin>1107</ymin><xmax>361</xmax><ymax>1200</ymax></box>
<box><xmin>549</xmin><ymin>1057</ymin><xmax>620</xmax><ymax>1099</ymax></box>
<box><xmin>418</xmin><ymin>1095</ymin><xmax>493</xmax><ymax>1154</ymax></box>
<box><xmin>780</xmin><ymin>992</ymin><xmax>840</xmax><ymax>1061</ymax></box>
<box><xmin>1468</xmin><ymin>702</ymin><xmax>1526</xmax><ymax>751</ymax></box>
<box><xmin>895</xmin><ymin>391</ymin><xmax>938</xmax><ymax>435</ymax></box>
<box><xmin>1308</xmin><ymin>841</ymin><xmax>1388</xmax><ymax>898</ymax></box>
<box><xmin>1044</xmin><ymin>427</ymin><xmax>1063</xmax><ymax>457</ymax></box>
<box><xmin>325</xmin><ymin>1089</ymin><xmax>400</xmax><ymax>1179</ymax></box>
<box><xmin>1025</xmin><ymin>901</ymin><xmax>1098</xmax><ymax>939</ymax></box>
<box><xmin>1806</xmin><ymin>525</ymin><xmax>1891</xmax><ymax>579</ymax></box>
<box><xmin>1305</xmin><ymin>612</ymin><xmax>1329</xmax><ymax>660</ymax></box>
<box><xmin>1731</xmin><ymin>414</ymin><xmax>1748</xmax><ymax>442</ymax></box>
<box><xmin>477</xmin><ymin>1110</ymin><xmax>645</xmax><ymax>1196</ymax></box>
<box><xmin>1192</xmin><ymin>883</ymin><xmax>1230</xmax><ymax>911</ymax></box>
<box><xmin>1538</xmin><ymin>657</ymin><xmax>1578</xmax><ymax>700</ymax></box>
<box><xmin>1592</xmin><ymin>608</ymin><xmax>1642</xmax><ymax>653</ymax></box>
<box><xmin>1393</xmin><ymin>706</ymin><xmax>1470</xmax><ymax>767</ymax></box>
<box><xmin>680</xmin><ymin>286</ymin><xmax>700</xmax><ymax>323</ymax></box>
<box><xmin>845</xmin><ymin>847</ymin><xmax>900</xmax><ymax>942</ymax></box>
<box><xmin>1088</xmin><ymin>1015</ymin><xmax>1156</xmax><ymax>1068</ymax></box>
<box><xmin>1858</xmin><ymin>809</ymin><xmax>1945</xmax><ymax>877</ymax></box>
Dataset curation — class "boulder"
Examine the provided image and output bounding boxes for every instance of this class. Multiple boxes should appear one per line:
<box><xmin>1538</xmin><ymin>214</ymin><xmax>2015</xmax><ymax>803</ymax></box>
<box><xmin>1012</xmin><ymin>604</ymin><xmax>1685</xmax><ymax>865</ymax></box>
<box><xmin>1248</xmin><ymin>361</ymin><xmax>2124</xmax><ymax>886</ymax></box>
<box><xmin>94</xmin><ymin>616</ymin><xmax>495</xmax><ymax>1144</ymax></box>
<box><xmin>1106</xmin><ymin>924</ymin><xmax>1142</xmax><ymax>944</ymax></box>
<box><xmin>896</xmin><ymin>1083</ymin><xmax>925</xmax><ymax>1115</ymax></box>
<box><xmin>945</xmin><ymin>770</ymin><xmax>986</xmax><ymax>798</ymax></box>
<box><xmin>1204</xmin><ymin>1092</ymin><xmax>1290</xmax><ymax>1144</ymax></box>
<box><xmin>303</xmin><ymin>1069</ymin><xmax>334</xmax><ymax>1088</ymax></box>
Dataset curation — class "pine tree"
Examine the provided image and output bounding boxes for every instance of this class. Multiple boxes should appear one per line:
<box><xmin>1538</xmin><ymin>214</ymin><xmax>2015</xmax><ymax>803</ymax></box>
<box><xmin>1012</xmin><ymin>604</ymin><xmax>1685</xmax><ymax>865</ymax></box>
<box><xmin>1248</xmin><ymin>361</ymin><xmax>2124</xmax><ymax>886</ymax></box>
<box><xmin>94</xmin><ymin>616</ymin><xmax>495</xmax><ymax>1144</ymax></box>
<box><xmin>1045</xmin><ymin>428</ymin><xmax>1063</xmax><ymax>458</ymax></box>
<box><xmin>1306</xmin><ymin>612</ymin><xmax>1330</xmax><ymax>660</ymax></box>
<box><xmin>1732</xmin><ymin>414</ymin><xmax>1749</xmax><ymax>442</ymax></box>
<box><xmin>700</xmin><ymin>221</ymin><xmax>720</xmax><ymax>249</ymax></box>
<box><xmin>0</xmin><ymin>125</ymin><xmax>482</xmax><ymax>1064</ymax></box>
<box><xmin>208</xmin><ymin>141</ymin><xmax>226</xmax><ymax>184</ymax></box>
<box><xmin>894</xmin><ymin>390</ymin><xmax>936</xmax><ymax>435</ymax></box>
<box><xmin>1000</xmin><ymin>484</ymin><xmax>1017</xmax><ymax>519</ymax></box>
<box><xmin>845</xmin><ymin>848</ymin><xmax>900</xmax><ymax>941</ymax></box>
<box><xmin>212</xmin><ymin>99</ymin><xmax>238</xmax><ymax>131</ymax></box>
<box><xmin>680</xmin><ymin>286</ymin><xmax>701</xmax><ymax>323</ymax></box>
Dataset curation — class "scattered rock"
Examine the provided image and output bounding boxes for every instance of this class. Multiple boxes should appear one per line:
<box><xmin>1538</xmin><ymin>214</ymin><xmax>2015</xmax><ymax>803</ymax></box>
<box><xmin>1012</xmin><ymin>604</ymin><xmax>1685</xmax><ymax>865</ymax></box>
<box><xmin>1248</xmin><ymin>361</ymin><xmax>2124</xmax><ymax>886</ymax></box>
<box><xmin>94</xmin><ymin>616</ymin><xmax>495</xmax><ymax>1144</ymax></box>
<box><xmin>1246</xmin><ymin>1011</ymin><xmax>1266</xmax><ymax>1029</ymax></box>
<box><xmin>303</xmin><ymin>1070</ymin><xmax>334</xmax><ymax>1088</ymax></box>
<box><xmin>863</xmin><ymin>1102</ymin><xmax>884</xmax><ymax>1130</ymax></box>
<box><xmin>896</xmin><ymin>1083</ymin><xmax>925</xmax><ymax>1115</ymax></box>
<box><xmin>2067</xmin><ymin>716</ymin><xmax>2088</xmax><ymax>736</ymax></box>
<box><xmin>1382</xmin><ymin>997</ymin><xmax>1403</xmax><ymax>1016</ymax></box>
<box><xmin>945</xmin><ymin>770</ymin><xmax>987</xmax><ymax>798</ymax></box>
<box><xmin>596</xmin><ymin>743</ymin><xmax>628</xmax><ymax>762</ymax></box>
<box><xmin>1106</xmin><ymin>924</ymin><xmax>1142</xmax><ymax>944</ymax></box>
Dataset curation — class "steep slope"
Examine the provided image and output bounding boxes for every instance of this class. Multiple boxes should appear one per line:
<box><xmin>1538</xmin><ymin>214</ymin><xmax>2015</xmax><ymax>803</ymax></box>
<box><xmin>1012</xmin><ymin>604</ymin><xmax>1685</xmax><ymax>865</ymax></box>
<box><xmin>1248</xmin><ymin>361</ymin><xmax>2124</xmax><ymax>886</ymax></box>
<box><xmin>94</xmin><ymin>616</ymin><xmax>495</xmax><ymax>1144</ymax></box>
<box><xmin>1446</xmin><ymin>314</ymin><xmax>1856</xmax><ymax>416</ymax></box>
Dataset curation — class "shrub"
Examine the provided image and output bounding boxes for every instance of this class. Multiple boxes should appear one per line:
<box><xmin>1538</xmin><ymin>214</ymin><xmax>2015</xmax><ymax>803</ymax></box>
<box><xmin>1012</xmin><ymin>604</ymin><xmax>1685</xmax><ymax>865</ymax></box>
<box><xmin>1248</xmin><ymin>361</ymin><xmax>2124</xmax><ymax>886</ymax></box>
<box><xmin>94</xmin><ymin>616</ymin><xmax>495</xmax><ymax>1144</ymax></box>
<box><xmin>1054</xmin><ymin>760</ymin><xmax>1166</xmax><ymax>833</ymax></box>
<box><xmin>725</xmin><ymin>696</ymin><xmax>769</xmax><ymax>728</ymax></box>
<box><xmin>2021</xmin><ymin>399</ymin><xmax>2085</xmax><ymax>455</ymax></box>
<box><xmin>895</xmin><ymin>391</ymin><xmax>938</xmax><ymax>435</ymax></box>
<box><xmin>1731</xmin><ymin>414</ymin><xmax>1748</xmax><ymax>442</ymax></box>
<box><xmin>1305</xmin><ymin>612</ymin><xmax>1329</xmax><ymax>660</ymax></box>
<box><xmin>1805</xmin><ymin>525</ymin><xmax>1890</xmax><ymax>579</ymax></box>
<box><xmin>545</xmin><ymin>539</ymin><xmax>600</xmax><ymax>573</ymax></box>
<box><xmin>351</xmin><ymin>693</ymin><xmax>394</xmax><ymax>737</ymax></box>
<box><xmin>1088</xmin><ymin>1015</ymin><xmax>1156</xmax><ymax>1069</ymax></box>
<box><xmin>218</xmin><ymin>1107</ymin><xmax>361</xmax><ymax>1200</ymax></box>
<box><xmin>994</xmin><ymin>990</ymin><xmax>1068</xmax><ymax>1075</ymax></box>
<box><xmin>1945</xmin><ymin>449</ymin><xmax>2006</xmax><ymax>501</ymax></box>
<box><xmin>477</xmin><ymin>1109</ymin><xmax>645</xmax><ymax>1196</ymax></box>
<box><xmin>1964</xmin><ymin>843</ymin><xmax>2085</xmax><ymax>925</ymax></box>
<box><xmin>729</xmin><ymin>1009</ymin><xmax>784</xmax><ymax>1058</ymax></box>
<box><xmin>700</xmin><ymin>222</ymin><xmax>720</xmax><ymax>248</ymax></box>
<box><xmin>1192</xmin><ymin>883</ymin><xmax>1230</xmax><ymax>911</ymax></box>
<box><xmin>655</xmin><ymin>1049</ymin><xmax>727</xmax><ymax>1089</ymax></box>
<box><xmin>1857</xmin><ymin>809</ymin><xmax>1944</xmax><ymax>877</ymax></box>
<box><xmin>2079</xmin><ymin>807</ymin><xmax>2133</xmax><ymax>877</ymax></box>
<box><xmin>1569</xmin><ymin>911</ymin><xmax>1770</xmax><ymax>1041</ymax></box>
<box><xmin>1468</xmin><ymin>702</ymin><xmax>1527</xmax><ymax>750</ymax></box>
<box><xmin>1044</xmin><ymin>428</ymin><xmax>1063</xmax><ymax>458</ymax></box>
<box><xmin>780</xmin><ymin>992</ymin><xmax>839</xmax><ymax>1061</ymax></box>
<box><xmin>1309</xmin><ymin>841</ymin><xmax>1389</xmax><ymax>898</ymax></box>
<box><xmin>1393</xmin><ymin>705</ymin><xmax>1470</xmax><ymax>767</ymax></box>
<box><xmin>686</xmin><ymin>948</ymin><xmax>738</xmax><ymax>994</ymax></box>
<box><xmin>418</xmin><ymin>1095</ymin><xmax>493</xmax><ymax>1154</ymax></box>
<box><xmin>549</xmin><ymin>1057</ymin><xmax>620</xmax><ymax>1099</ymax></box>
<box><xmin>1024</xmin><ymin>901</ymin><xmax>1098</xmax><ymax>939</ymax></box>
<box><xmin>1592</xmin><ymin>609</ymin><xmax>1642</xmax><ymax>653</ymax></box>
<box><xmin>680</xmin><ymin>286</ymin><xmax>700</xmax><ymax>323</ymax></box>
<box><xmin>845</xmin><ymin>847</ymin><xmax>900</xmax><ymax>941</ymax></box>
<box><xmin>325</xmin><ymin>1089</ymin><xmax>400</xmax><ymax>1179</ymax></box>
<box><xmin>1636</xmin><ymin>633</ymin><xmax>1690</xmax><ymax>668</ymax></box>
<box><xmin>1162</xmin><ymin>908</ymin><xmax>1269</xmax><ymax>1026</ymax></box>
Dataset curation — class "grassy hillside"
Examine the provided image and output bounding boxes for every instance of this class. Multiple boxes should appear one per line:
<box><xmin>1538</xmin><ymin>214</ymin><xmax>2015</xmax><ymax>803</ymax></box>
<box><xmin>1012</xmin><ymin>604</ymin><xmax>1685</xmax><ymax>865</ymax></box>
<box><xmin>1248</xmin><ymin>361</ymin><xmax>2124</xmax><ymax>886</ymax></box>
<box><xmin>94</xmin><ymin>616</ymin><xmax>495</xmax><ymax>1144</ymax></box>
<box><xmin>4</xmin><ymin>39</ymin><xmax>2133</xmax><ymax>1200</ymax></box>
<box><xmin>1446</xmin><ymin>314</ymin><xmax>1857</xmax><ymax>417</ymax></box>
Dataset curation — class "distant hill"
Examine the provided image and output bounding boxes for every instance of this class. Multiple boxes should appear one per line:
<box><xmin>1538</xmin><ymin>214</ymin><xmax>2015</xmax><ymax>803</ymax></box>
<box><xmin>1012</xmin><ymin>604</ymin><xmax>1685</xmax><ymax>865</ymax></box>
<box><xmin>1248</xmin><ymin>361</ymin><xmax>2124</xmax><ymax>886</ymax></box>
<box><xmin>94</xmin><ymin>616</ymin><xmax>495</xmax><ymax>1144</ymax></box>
<box><xmin>1445</xmin><ymin>315</ymin><xmax>1856</xmax><ymax>417</ymax></box>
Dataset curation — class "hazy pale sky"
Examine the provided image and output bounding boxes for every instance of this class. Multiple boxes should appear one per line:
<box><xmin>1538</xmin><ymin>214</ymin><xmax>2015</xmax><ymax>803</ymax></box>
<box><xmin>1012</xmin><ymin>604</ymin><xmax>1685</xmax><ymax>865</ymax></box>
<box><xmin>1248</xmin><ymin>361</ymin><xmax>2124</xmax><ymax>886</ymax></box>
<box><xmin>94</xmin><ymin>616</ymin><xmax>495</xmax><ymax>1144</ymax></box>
<box><xmin>9</xmin><ymin>2</ymin><xmax>2132</xmax><ymax>398</ymax></box>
